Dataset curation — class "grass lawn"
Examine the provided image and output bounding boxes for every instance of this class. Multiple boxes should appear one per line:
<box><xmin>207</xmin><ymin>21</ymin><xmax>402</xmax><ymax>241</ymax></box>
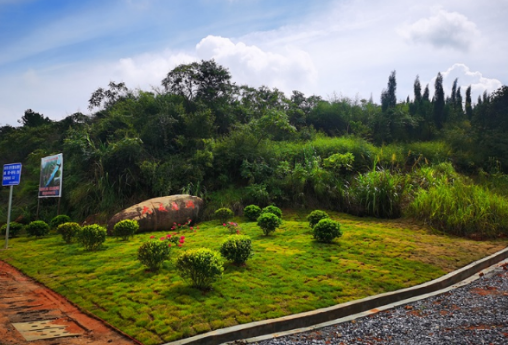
<box><xmin>0</xmin><ymin>210</ymin><xmax>506</xmax><ymax>345</ymax></box>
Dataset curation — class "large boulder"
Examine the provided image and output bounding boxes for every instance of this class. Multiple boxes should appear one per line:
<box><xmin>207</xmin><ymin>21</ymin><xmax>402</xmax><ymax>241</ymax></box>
<box><xmin>107</xmin><ymin>194</ymin><xmax>203</xmax><ymax>233</ymax></box>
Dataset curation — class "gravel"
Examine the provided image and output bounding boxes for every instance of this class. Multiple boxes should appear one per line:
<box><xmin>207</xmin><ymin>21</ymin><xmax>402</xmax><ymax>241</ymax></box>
<box><xmin>253</xmin><ymin>263</ymin><xmax>508</xmax><ymax>345</ymax></box>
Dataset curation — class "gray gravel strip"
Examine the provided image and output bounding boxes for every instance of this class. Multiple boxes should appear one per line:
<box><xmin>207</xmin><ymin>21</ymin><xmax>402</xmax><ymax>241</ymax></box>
<box><xmin>251</xmin><ymin>262</ymin><xmax>508</xmax><ymax>345</ymax></box>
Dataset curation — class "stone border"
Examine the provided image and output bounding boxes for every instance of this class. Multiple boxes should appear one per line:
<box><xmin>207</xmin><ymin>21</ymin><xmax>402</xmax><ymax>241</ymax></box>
<box><xmin>163</xmin><ymin>246</ymin><xmax>508</xmax><ymax>345</ymax></box>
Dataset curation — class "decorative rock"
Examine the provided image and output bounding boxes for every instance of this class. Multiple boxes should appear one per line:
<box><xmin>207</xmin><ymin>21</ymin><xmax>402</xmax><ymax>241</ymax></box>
<box><xmin>107</xmin><ymin>194</ymin><xmax>203</xmax><ymax>233</ymax></box>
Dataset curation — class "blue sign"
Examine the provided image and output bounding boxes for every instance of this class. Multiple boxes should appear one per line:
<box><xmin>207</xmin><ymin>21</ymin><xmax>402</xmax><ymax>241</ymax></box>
<box><xmin>2</xmin><ymin>163</ymin><xmax>22</xmax><ymax>186</ymax></box>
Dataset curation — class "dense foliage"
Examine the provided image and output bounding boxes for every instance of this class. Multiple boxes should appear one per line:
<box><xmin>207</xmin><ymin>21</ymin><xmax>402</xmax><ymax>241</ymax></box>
<box><xmin>49</xmin><ymin>215</ymin><xmax>72</xmax><ymax>230</ymax></box>
<box><xmin>137</xmin><ymin>239</ymin><xmax>171</xmax><ymax>272</ymax></box>
<box><xmin>257</xmin><ymin>212</ymin><xmax>282</xmax><ymax>236</ymax></box>
<box><xmin>307</xmin><ymin>210</ymin><xmax>330</xmax><ymax>228</ymax></box>
<box><xmin>313</xmin><ymin>218</ymin><xmax>342</xmax><ymax>243</ymax></box>
<box><xmin>80</xmin><ymin>224</ymin><xmax>107</xmax><ymax>251</ymax></box>
<box><xmin>113</xmin><ymin>219</ymin><xmax>139</xmax><ymax>240</ymax></box>
<box><xmin>25</xmin><ymin>220</ymin><xmax>50</xmax><ymax>238</ymax></box>
<box><xmin>0</xmin><ymin>222</ymin><xmax>23</xmax><ymax>238</ymax></box>
<box><xmin>243</xmin><ymin>205</ymin><xmax>262</xmax><ymax>221</ymax></box>
<box><xmin>1</xmin><ymin>60</ymin><xmax>507</xmax><ymax>238</ymax></box>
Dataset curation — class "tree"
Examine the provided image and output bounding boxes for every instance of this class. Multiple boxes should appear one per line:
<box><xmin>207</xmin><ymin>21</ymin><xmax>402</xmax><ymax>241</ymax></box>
<box><xmin>433</xmin><ymin>72</ymin><xmax>445</xmax><ymax>129</ymax></box>
<box><xmin>18</xmin><ymin>109</ymin><xmax>52</xmax><ymax>127</ymax></box>
<box><xmin>88</xmin><ymin>82</ymin><xmax>129</xmax><ymax>111</ymax></box>
<box><xmin>413</xmin><ymin>75</ymin><xmax>422</xmax><ymax>103</ymax></box>
<box><xmin>422</xmin><ymin>84</ymin><xmax>430</xmax><ymax>102</ymax></box>
<box><xmin>381</xmin><ymin>70</ymin><xmax>397</xmax><ymax>112</ymax></box>
<box><xmin>465</xmin><ymin>85</ymin><xmax>473</xmax><ymax>120</ymax></box>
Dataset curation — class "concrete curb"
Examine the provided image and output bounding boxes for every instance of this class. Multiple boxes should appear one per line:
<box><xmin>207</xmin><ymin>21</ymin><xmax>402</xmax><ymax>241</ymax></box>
<box><xmin>163</xmin><ymin>246</ymin><xmax>508</xmax><ymax>345</ymax></box>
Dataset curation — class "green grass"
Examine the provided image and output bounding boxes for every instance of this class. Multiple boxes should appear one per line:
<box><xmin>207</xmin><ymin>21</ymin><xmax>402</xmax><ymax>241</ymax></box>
<box><xmin>1</xmin><ymin>211</ymin><xmax>506</xmax><ymax>345</ymax></box>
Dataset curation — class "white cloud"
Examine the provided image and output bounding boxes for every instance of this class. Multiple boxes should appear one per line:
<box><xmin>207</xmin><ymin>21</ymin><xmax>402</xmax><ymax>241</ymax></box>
<box><xmin>440</xmin><ymin>63</ymin><xmax>502</xmax><ymax>98</ymax></box>
<box><xmin>195</xmin><ymin>35</ymin><xmax>317</xmax><ymax>93</ymax></box>
<box><xmin>403</xmin><ymin>10</ymin><xmax>480</xmax><ymax>52</ymax></box>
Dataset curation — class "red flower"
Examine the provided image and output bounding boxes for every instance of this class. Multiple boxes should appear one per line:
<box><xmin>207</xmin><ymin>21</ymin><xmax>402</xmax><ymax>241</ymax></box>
<box><xmin>197</xmin><ymin>226</ymin><xmax>199</xmax><ymax>229</ymax></box>
<box><xmin>190</xmin><ymin>227</ymin><xmax>193</xmax><ymax>230</ymax></box>
<box><xmin>150</xmin><ymin>235</ymin><xmax>155</xmax><ymax>239</ymax></box>
<box><xmin>166</xmin><ymin>234</ymin><xmax>172</xmax><ymax>238</ymax></box>
<box><xmin>178</xmin><ymin>244</ymin><xmax>182</xmax><ymax>247</ymax></box>
<box><xmin>160</xmin><ymin>237</ymin><xmax>165</xmax><ymax>241</ymax></box>
<box><xmin>168</xmin><ymin>243</ymin><xmax>171</xmax><ymax>247</ymax></box>
<box><xmin>223</xmin><ymin>223</ymin><xmax>226</xmax><ymax>226</ymax></box>
<box><xmin>180</xmin><ymin>236</ymin><xmax>185</xmax><ymax>239</ymax></box>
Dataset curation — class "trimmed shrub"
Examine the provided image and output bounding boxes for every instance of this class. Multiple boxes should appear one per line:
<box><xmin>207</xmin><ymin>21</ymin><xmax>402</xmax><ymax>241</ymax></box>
<box><xmin>50</xmin><ymin>215</ymin><xmax>71</xmax><ymax>230</ymax></box>
<box><xmin>313</xmin><ymin>218</ymin><xmax>342</xmax><ymax>243</ymax></box>
<box><xmin>25</xmin><ymin>221</ymin><xmax>50</xmax><ymax>238</ymax></box>
<box><xmin>307</xmin><ymin>210</ymin><xmax>330</xmax><ymax>228</ymax></box>
<box><xmin>80</xmin><ymin>225</ymin><xmax>107</xmax><ymax>251</ymax></box>
<box><xmin>137</xmin><ymin>240</ymin><xmax>170</xmax><ymax>272</ymax></box>
<box><xmin>215</xmin><ymin>208</ymin><xmax>234</xmax><ymax>224</ymax></box>
<box><xmin>57</xmin><ymin>222</ymin><xmax>81</xmax><ymax>243</ymax></box>
<box><xmin>243</xmin><ymin>205</ymin><xmax>262</xmax><ymax>221</ymax></box>
<box><xmin>261</xmin><ymin>205</ymin><xmax>282</xmax><ymax>219</ymax></box>
<box><xmin>176</xmin><ymin>248</ymin><xmax>224</xmax><ymax>290</ymax></box>
<box><xmin>113</xmin><ymin>219</ymin><xmax>139</xmax><ymax>240</ymax></box>
<box><xmin>257</xmin><ymin>212</ymin><xmax>282</xmax><ymax>236</ymax></box>
<box><xmin>0</xmin><ymin>222</ymin><xmax>24</xmax><ymax>238</ymax></box>
<box><xmin>220</xmin><ymin>235</ymin><xmax>253</xmax><ymax>265</ymax></box>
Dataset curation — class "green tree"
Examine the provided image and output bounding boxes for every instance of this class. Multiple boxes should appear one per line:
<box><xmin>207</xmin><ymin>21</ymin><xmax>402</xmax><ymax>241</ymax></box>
<box><xmin>433</xmin><ymin>72</ymin><xmax>445</xmax><ymax>129</ymax></box>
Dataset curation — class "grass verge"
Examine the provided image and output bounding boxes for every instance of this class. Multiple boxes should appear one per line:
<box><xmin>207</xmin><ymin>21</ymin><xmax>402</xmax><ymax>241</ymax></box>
<box><xmin>0</xmin><ymin>211</ymin><xmax>506</xmax><ymax>345</ymax></box>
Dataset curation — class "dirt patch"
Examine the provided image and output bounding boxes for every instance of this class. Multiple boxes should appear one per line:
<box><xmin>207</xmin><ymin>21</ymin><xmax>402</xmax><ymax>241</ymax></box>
<box><xmin>0</xmin><ymin>260</ymin><xmax>141</xmax><ymax>345</ymax></box>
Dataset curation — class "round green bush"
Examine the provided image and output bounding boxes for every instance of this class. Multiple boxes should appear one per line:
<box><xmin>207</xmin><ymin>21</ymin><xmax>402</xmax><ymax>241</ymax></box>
<box><xmin>176</xmin><ymin>248</ymin><xmax>224</xmax><ymax>290</ymax></box>
<box><xmin>307</xmin><ymin>210</ymin><xmax>330</xmax><ymax>228</ymax></box>
<box><xmin>137</xmin><ymin>240</ymin><xmax>170</xmax><ymax>272</ymax></box>
<box><xmin>261</xmin><ymin>205</ymin><xmax>282</xmax><ymax>219</ymax></box>
<box><xmin>220</xmin><ymin>235</ymin><xmax>253</xmax><ymax>265</ymax></box>
<box><xmin>313</xmin><ymin>218</ymin><xmax>342</xmax><ymax>243</ymax></box>
<box><xmin>25</xmin><ymin>220</ymin><xmax>50</xmax><ymax>238</ymax></box>
<box><xmin>49</xmin><ymin>215</ymin><xmax>71</xmax><ymax>230</ymax></box>
<box><xmin>214</xmin><ymin>207</ymin><xmax>234</xmax><ymax>224</ymax></box>
<box><xmin>80</xmin><ymin>224</ymin><xmax>107</xmax><ymax>251</ymax></box>
<box><xmin>57</xmin><ymin>222</ymin><xmax>81</xmax><ymax>243</ymax></box>
<box><xmin>0</xmin><ymin>222</ymin><xmax>24</xmax><ymax>238</ymax></box>
<box><xmin>257</xmin><ymin>212</ymin><xmax>282</xmax><ymax>236</ymax></box>
<box><xmin>243</xmin><ymin>205</ymin><xmax>262</xmax><ymax>221</ymax></box>
<box><xmin>113</xmin><ymin>219</ymin><xmax>139</xmax><ymax>240</ymax></box>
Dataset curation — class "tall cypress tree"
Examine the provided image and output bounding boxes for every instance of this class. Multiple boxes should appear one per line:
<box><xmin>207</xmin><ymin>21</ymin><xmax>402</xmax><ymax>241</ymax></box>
<box><xmin>456</xmin><ymin>86</ymin><xmax>463</xmax><ymax>111</ymax></box>
<box><xmin>433</xmin><ymin>72</ymin><xmax>445</xmax><ymax>129</ymax></box>
<box><xmin>381</xmin><ymin>70</ymin><xmax>397</xmax><ymax>112</ymax></box>
<box><xmin>414</xmin><ymin>75</ymin><xmax>422</xmax><ymax>103</ymax></box>
<box><xmin>450</xmin><ymin>78</ymin><xmax>458</xmax><ymax>105</ymax></box>
<box><xmin>423</xmin><ymin>84</ymin><xmax>430</xmax><ymax>102</ymax></box>
<box><xmin>465</xmin><ymin>85</ymin><xmax>473</xmax><ymax>120</ymax></box>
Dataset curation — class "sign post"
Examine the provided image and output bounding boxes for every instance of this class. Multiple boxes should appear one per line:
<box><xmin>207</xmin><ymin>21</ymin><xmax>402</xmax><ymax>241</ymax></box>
<box><xmin>3</xmin><ymin>163</ymin><xmax>22</xmax><ymax>249</ymax></box>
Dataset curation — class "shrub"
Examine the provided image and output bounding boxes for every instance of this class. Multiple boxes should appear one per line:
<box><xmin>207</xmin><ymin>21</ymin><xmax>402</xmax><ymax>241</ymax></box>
<box><xmin>176</xmin><ymin>248</ymin><xmax>224</xmax><ymax>290</ymax></box>
<box><xmin>215</xmin><ymin>208</ymin><xmax>234</xmax><ymax>224</ymax></box>
<box><xmin>137</xmin><ymin>240</ymin><xmax>171</xmax><ymax>272</ymax></box>
<box><xmin>223</xmin><ymin>222</ymin><xmax>240</xmax><ymax>234</ymax></box>
<box><xmin>243</xmin><ymin>205</ymin><xmax>262</xmax><ymax>221</ymax></box>
<box><xmin>0</xmin><ymin>222</ymin><xmax>24</xmax><ymax>238</ymax></box>
<box><xmin>307</xmin><ymin>210</ymin><xmax>330</xmax><ymax>228</ymax></box>
<box><xmin>257</xmin><ymin>213</ymin><xmax>282</xmax><ymax>236</ymax></box>
<box><xmin>261</xmin><ymin>205</ymin><xmax>282</xmax><ymax>219</ymax></box>
<box><xmin>80</xmin><ymin>225</ymin><xmax>107</xmax><ymax>251</ymax></box>
<box><xmin>113</xmin><ymin>219</ymin><xmax>139</xmax><ymax>240</ymax></box>
<box><xmin>347</xmin><ymin>169</ymin><xmax>404</xmax><ymax>218</ymax></box>
<box><xmin>49</xmin><ymin>215</ymin><xmax>71</xmax><ymax>230</ymax></box>
<box><xmin>57</xmin><ymin>222</ymin><xmax>81</xmax><ymax>243</ymax></box>
<box><xmin>313</xmin><ymin>218</ymin><xmax>342</xmax><ymax>243</ymax></box>
<box><xmin>25</xmin><ymin>220</ymin><xmax>50</xmax><ymax>238</ymax></box>
<box><xmin>220</xmin><ymin>235</ymin><xmax>253</xmax><ymax>265</ymax></box>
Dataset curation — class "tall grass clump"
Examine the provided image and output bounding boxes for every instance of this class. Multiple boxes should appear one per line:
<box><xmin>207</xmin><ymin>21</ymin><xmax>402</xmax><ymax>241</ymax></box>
<box><xmin>347</xmin><ymin>169</ymin><xmax>404</xmax><ymax>218</ymax></box>
<box><xmin>407</xmin><ymin>181</ymin><xmax>508</xmax><ymax>238</ymax></box>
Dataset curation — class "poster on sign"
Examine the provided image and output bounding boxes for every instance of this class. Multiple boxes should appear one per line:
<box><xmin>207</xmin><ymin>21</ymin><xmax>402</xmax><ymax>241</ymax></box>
<box><xmin>39</xmin><ymin>154</ymin><xmax>63</xmax><ymax>198</ymax></box>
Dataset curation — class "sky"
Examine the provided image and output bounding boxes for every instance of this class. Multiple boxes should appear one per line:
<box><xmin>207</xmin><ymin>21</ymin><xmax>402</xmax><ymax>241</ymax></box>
<box><xmin>1</xmin><ymin>0</ymin><xmax>507</xmax><ymax>127</ymax></box>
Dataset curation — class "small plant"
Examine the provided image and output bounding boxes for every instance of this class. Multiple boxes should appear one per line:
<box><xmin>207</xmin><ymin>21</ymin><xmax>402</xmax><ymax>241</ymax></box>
<box><xmin>313</xmin><ymin>218</ymin><xmax>342</xmax><ymax>243</ymax></box>
<box><xmin>0</xmin><ymin>222</ymin><xmax>24</xmax><ymax>238</ymax></box>
<box><xmin>80</xmin><ymin>224</ymin><xmax>107</xmax><ymax>251</ymax></box>
<box><xmin>113</xmin><ymin>219</ymin><xmax>139</xmax><ymax>240</ymax></box>
<box><xmin>57</xmin><ymin>222</ymin><xmax>81</xmax><ymax>243</ymax></box>
<box><xmin>243</xmin><ymin>205</ymin><xmax>262</xmax><ymax>221</ymax></box>
<box><xmin>307</xmin><ymin>210</ymin><xmax>330</xmax><ymax>228</ymax></box>
<box><xmin>215</xmin><ymin>208</ymin><xmax>234</xmax><ymax>224</ymax></box>
<box><xmin>25</xmin><ymin>220</ymin><xmax>50</xmax><ymax>238</ymax></box>
<box><xmin>49</xmin><ymin>215</ymin><xmax>71</xmax><ymax>230</ymax></box>
<box><xmin>220</xmin><ymin>235</ymin><xmax>253</xmax><ymax>265</ymax></box>
<box><xmin>223</xmin><ymin>221</ymin><xmax>240</xmax><ymax>234</ymax></box>
<box><xmin>261</xmin><ymin>205</ymin><xmax>282</xmax><ymax>219</ymax></box>
<box><xmin>171</xmin><ymin>219</ymin><xmax>192</xmax><ymax>231</ymax></box>
<box><xmin>176</xmin><ymin>248</ymin><xmax>224</xmax><ymax>290</ymax></box>
<box><xmin>138</xmin><ymin>240</ymin><xmax>171</xmax><ymax>272</ymax></box>
<box><xmin>257</xmin><ymin>213</ymin><xmax>282</xmax><ymax>236</ymax></box>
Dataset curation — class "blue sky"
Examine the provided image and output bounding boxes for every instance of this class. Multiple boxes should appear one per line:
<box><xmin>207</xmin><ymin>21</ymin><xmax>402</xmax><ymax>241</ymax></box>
<box><xmin>1</xmin><ymin>0</ymin><xmax>507</xmax><ymax>126</ymax></box>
